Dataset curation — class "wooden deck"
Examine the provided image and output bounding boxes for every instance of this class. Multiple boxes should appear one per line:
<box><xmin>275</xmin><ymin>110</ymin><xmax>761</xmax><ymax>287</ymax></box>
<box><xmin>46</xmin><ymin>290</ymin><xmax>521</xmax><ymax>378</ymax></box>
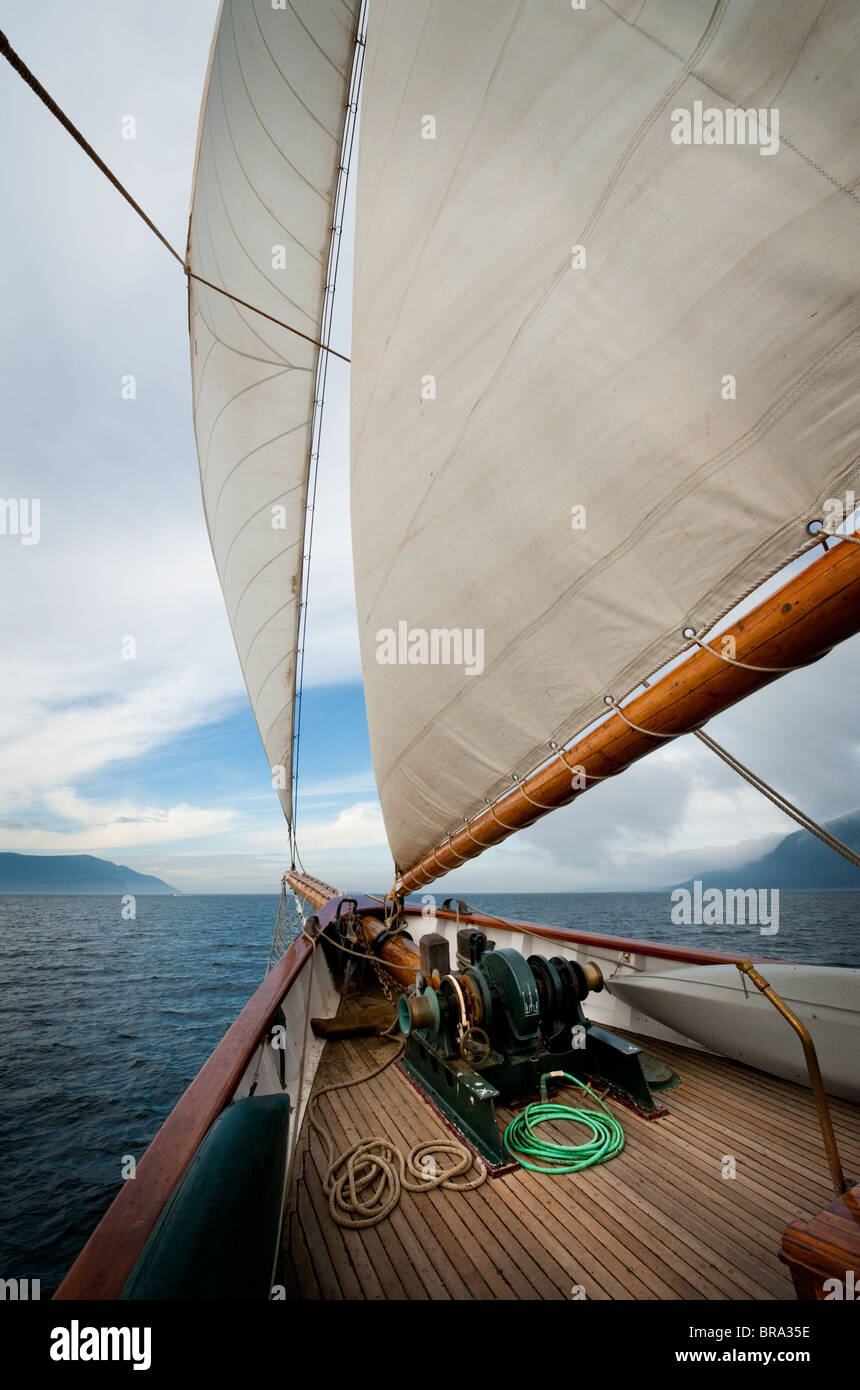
<box><xmin>280</xmin><ymin>1029</ymin><xmax>860</xmax><ymax>1301</ymax></box>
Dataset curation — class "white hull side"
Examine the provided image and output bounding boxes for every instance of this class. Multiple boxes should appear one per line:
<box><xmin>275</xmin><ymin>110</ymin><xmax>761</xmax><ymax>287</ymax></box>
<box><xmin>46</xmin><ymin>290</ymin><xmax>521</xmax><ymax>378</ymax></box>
<box><xmin>606</xmin><ymin>963</ymin><xmax>860</xmax><ymax>1102</ymax></box>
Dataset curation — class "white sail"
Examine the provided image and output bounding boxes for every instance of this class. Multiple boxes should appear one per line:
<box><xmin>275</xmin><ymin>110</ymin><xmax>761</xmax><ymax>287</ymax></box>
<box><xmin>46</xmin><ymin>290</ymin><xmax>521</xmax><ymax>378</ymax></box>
<box><xmin>351</xmin><ymin>0</ymin><xmax>860</xmax><ymax>871</ymax></box>
<box><xmin>188</xmin><ymin>0</ymin><xmax>360</xmax><ymax>824</ymax></box>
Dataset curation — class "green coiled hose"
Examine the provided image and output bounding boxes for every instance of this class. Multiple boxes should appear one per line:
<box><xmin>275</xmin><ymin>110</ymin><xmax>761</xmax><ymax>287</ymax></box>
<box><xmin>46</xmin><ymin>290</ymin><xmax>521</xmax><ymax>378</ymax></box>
<box><xmin>503</xmin><ymin>1071</ymin><xmax>625</xmax><ymax>1173</ymax></box>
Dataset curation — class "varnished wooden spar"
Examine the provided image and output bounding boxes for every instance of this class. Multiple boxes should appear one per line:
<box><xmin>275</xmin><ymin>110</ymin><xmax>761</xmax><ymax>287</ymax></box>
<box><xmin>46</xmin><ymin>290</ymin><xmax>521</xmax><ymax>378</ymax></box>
<box><xmin>397</xmin><ymin>533</ymin><xmax>860</xmax><ymax>896</ymax></box>
<box><xmin>289</xmin><ymin>872</ymin><xmax>341</xmax><ymax>911</ymax></box>
<box><xmin>286</xmin><ymin>877</ymin><xmax>421</xmax><ymax>987</ymax></box>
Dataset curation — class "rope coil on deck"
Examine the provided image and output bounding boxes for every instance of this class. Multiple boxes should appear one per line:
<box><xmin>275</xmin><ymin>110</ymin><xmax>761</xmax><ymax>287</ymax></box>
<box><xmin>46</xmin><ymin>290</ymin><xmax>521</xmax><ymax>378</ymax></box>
<box><xmin>323</xmin><ymin>1133</ymin><xmax>487</xmax><ymax>1229</ymax></box>
<box><xmin>307</xmin><ymin>1038</ymin><xmax>487</xmax><ymax>1228</ymax></box>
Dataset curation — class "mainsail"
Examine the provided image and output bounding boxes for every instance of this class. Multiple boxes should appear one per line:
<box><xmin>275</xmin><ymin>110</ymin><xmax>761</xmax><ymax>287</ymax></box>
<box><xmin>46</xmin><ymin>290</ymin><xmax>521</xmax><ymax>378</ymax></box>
<box><xmin>351</xmin><ymin>0</ymin><xmax>860</xmax><ymax>873</ymax></box>
<box><xmin>188</xmin><ymin>0</ymin><xmax>361</xmax><ymax>826</ymax></box>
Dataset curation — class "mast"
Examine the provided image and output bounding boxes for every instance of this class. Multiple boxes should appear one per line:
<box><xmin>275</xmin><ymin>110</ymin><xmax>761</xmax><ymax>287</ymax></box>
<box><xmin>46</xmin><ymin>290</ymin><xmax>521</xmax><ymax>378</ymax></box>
<box><xmin>396</xmin><ymin>534</ymin><xmax>860</xmax><ymax>895</ymax></box>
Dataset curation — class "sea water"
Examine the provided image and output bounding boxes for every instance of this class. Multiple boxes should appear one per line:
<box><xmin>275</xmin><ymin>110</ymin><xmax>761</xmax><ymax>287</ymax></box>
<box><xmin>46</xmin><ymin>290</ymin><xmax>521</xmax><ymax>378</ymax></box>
<box><xmin>0</xmin><ymin>890</ymin><xmax>857</xmax><ymax>1293</ymax></box>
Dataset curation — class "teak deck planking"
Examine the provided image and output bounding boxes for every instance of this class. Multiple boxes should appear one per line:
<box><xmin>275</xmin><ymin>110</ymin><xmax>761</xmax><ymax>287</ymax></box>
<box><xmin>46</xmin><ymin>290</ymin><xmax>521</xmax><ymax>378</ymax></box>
<box><xmin>280</xmin><ymin>1029</ymin><xmax>860</xmax><ymax>1301</ymax></box>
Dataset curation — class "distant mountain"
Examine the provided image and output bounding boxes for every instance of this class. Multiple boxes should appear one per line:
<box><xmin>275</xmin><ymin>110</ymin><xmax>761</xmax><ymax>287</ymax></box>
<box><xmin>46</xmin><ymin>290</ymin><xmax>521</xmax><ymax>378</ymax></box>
<box><xmin>672</xmin><ymin>811</ymin><xmax>860</xmax><ymax>892</ymax></box>
<box><xmin>0</xmin><ymin>853</ymin><xmax>178</xmax><ymax>895</ymax></box>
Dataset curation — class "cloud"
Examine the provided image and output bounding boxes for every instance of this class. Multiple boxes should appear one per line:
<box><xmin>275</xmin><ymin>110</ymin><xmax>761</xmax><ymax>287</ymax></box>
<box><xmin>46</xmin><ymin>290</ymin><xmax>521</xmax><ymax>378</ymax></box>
<box><xmin>299</xmin><ymin>772</ymin><xmax>379</xmax><ymax>800</ymax></box>
<box><xmin>0</xmin><ymin>785</ymin><xmax>235</xmax><ymax>852</ymax></box>
<box><xmin>0</xmin><ymin>0</ymin><xmax>364</xmax><ymax>883</ymax></box>
<box><xmin>2</xmin><ymin>1</ymin><xmax>858</xmax><ymax>897</ymax></box>
<box><xmin>289</xmin><ymin>802</ymin><xmax>388</xmax><ymax>853</ymax></box>
<box><xmin>0</xmin><ymin>1</ymin><xmax>358</xmax><ymax>873</ymax></box>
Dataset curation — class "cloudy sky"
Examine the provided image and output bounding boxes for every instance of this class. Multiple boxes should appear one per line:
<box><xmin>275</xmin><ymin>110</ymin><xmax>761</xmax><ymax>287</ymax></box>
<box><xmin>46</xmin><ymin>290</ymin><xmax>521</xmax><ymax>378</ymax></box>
<box><xmin>0</xmin><ymin>1</ymin><xmax>857</xmax><ymax>895</ymax></box>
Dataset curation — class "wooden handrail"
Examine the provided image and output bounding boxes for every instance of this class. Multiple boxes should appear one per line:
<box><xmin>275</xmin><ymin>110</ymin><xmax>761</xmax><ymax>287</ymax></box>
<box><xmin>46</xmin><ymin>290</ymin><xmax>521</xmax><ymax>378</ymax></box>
<box><xmin>291</xmin><ymin>875</ymin><xmax>783</xmax><ymax>968</ymax></box>
<box><xmin>53</xmin><ymin>913</ymin><xmax>327</xmax><ymax>1300</ymax></box>
<box><xmin>409</xmin><ymin>902</ymin><xmax>777</xmax><ymax>968</ymax></box>
<box><xmin>397</xmin><ymin>532</ymin><xmax>860</xmax><ymax>894</ymax></box>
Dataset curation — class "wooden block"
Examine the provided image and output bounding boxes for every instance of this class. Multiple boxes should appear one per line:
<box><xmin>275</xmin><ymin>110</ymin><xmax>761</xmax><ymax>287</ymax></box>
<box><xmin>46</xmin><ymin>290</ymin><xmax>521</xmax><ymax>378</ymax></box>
<box><xmin>781</xmin><ymin>1184</ymin><xmax>860</xmax><ymax>1300</ymax></box>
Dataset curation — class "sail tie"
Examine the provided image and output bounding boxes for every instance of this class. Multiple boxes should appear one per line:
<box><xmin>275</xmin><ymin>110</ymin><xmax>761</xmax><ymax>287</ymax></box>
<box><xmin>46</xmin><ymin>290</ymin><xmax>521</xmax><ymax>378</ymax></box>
<box><xmin>306</xmin><ymin>1037</ymin><xmax>486</xmax><ymax>1230</ymax></box>
<box><xmin>483</xmin><ymin>798</ymin><xmax>524</xmax><ymax>831</ymax></box>
<box><xmin>515</xmin><ymin>779</ymin><xmax>559</xmax><ymax>811</ymax></box>
<box><xmin>552</xmin><ymin>745</ymin><xmax>615</xmax><ymax>783</ymax></box>
<box><xmin>430</xmin><ymin>845</ymin><xmax>449</xmax><ymax>875</ymax></box>
<box><xmin>462</xmin><ymin>818</ymin><xmax>494</xmax><ymax>850</ymax></box>
<box><xmin>442</xmin><ymin>833</ymin><xmax>471</xmax><ymax>865</ymax></box>
<box><xmin>688</xmin><ymin>635</ymin><xmax>824</xmax><ymax>674</ymax></box>
<box><xmin>606</xmin><ymin>697</ymin><xmax>691</xmax><ymax>739</ymax></box>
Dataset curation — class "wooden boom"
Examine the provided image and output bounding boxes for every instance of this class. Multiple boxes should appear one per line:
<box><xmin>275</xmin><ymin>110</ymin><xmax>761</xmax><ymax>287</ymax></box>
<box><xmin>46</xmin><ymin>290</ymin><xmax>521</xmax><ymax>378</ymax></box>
<box><xmin>396</xmin><ymin>533</ymin><xmax>860</xmax><ymax>896</ymax></box>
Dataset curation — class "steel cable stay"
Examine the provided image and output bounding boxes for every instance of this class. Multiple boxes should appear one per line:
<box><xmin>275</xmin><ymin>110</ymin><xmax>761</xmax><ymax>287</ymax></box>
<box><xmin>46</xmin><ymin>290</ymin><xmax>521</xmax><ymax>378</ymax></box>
<box><xmin>0</xmin><ymin>21</ymin><xmax>359</xmax><ymax>879</ymax></box>
<box><xmin>0</xmin><ymin>28</ymin><xmax>352</xmax><ymax>362</ymax></box>
<box><xmin>606</xmin><ymin>652</ymin><xmax>860</xmax><ymax>871</ymax></box>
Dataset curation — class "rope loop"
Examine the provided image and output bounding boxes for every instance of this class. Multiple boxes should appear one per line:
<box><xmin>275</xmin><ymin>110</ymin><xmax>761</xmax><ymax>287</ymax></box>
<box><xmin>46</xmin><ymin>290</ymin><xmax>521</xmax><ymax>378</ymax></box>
<box><xmin>308</xmin><ymin>1038</ymin><xmax>487</xmax><ymax>1228</ymax></box>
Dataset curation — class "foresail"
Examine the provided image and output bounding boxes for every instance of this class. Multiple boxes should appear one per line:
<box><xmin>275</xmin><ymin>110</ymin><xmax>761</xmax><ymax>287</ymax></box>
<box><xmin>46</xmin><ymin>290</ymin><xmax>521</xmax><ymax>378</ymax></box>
<box><xmin>188</xmin><ymin>0</ymin><xmax>360</xmax><ymax>824</ymax></box>
<box><xmin>351</xmin><ymin>0</ymin><xmax>860</xmax><ymax>872</ymax></box>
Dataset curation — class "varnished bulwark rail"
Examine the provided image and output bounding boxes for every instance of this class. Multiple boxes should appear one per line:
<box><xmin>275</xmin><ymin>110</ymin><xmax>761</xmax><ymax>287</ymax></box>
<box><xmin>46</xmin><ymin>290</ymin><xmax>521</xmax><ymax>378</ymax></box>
<box><xmin>288</xmin><ymin>871</ymin><xmax>776</xmax><ymax>969</ymax></box>
<box><xmin>54</xmin><ymin>901</ymin><xmax>334</xmax><ymax>1300</ymax></box>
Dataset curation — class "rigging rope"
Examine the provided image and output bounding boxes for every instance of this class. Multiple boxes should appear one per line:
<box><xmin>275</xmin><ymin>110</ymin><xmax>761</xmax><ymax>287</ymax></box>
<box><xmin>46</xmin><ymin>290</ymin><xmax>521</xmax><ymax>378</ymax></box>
<box><xmin>692</xmin><ymin>729</ymin><xmax>860</xmax><ymax>871</ymax></box>
<box><xmin>690</xmin><ymin>635</ymin><xmax>819</xmax><ymax>674</ymax></box>
<box><xmin>306</xmin><ymin>1038</ymin><xmax>486</xmax><ymax>1229</ymax></box>
<box><xmin>289</xmin><ymin>0</ymin><xmax>367</xmax><ymax>863</ymax></box>
<box><xmin>288</xmin><ymin>891</ymin><xmax>484</xmax><ymax>1227</ymax></box>
<box><xmin>266</xmin><ymin>875</ymin><xmax>303</xmax><ymax>974</ymax></box>
<box><xmin>0</xmin><ymin>29</ymin><xmax>350</xmax><ymax>364</ymax></box>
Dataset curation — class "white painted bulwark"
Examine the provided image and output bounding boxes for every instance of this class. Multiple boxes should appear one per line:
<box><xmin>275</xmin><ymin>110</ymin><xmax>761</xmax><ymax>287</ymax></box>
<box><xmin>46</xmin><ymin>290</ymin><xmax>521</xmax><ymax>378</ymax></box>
<box><xmin>607</xmin><ymin>963</ymin><xmax>860</xmax><ymax>1101</ymax></box>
